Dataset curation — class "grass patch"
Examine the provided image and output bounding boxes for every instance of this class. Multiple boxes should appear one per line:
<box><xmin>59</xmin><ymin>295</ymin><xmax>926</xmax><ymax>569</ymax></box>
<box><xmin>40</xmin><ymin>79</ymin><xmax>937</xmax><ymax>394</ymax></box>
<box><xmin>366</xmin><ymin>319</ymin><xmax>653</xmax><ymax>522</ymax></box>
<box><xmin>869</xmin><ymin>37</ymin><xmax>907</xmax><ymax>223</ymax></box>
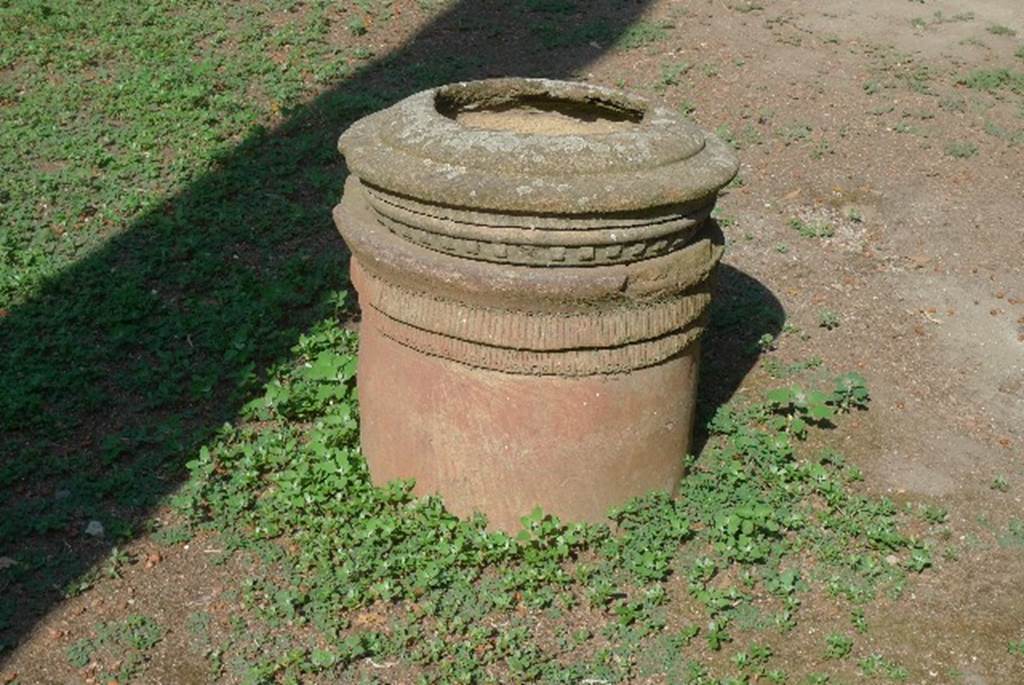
<box><xmin>945</xmin><ymin>141</ymin><xmax>979</xmax><ymax>158</ymax></box>
<box><xmin>616</xmin><ymin>20</ymin><xmax>672</xmax><ymax>49</ymax></box>
<box><xmin>987</xmin><ymin>25</ymin><xmax>1018</xmax><ymax>37</ymax></box>
<box><xmin>912</xmin><ymin>11</ymin><xmax>975</xmax><ymax>29</ymax></box>
<box><xmin>729</xmin><ymin>1</ymin><xmax>765</xmax><ymax>13</ymax></box>
<box><xmin>535</xmin><ymin>19</ymin><xmax>615</xmax><ymax>49</ymax></box>
<box><xmin>655</xmin><ymin>60</ymin><xmax>693</xmax><ymax>91</ymax></box>
<box><xmin>818</xmin><ymin>310</ymin><xmax>840</xmax><ymax>330</ymax></box>
<box><xmin>346</xmin><ymin>16</ymin><xmax>368</xmax><ymax>36</ymax></box>
<box><xmin>958</xmin><ymin>68</ymin><xmax>1024</xmax><ymax>94</ymax></box>
<box><xmin>983</xmin><ymin>120</ymin><xmax>1024</xmax><ymax>144</ymax></box>
<box><xmin>779</xmin><ymin>122</ymin><xmax>813</xmax><ymax>144</ymax></box>
<box><xmin>940</xmin><ymin>94</ymin><xmax>967</xmax><ymax>112</ymax></box>
<box><xmin>860</xmin><ymin>653</ymin><xmax>910</xmax><ymax>679</ymax></box>
<box><xmin>66</xmin><ymin>614</ymin><xmax>163</xmax><ymax>681</ymax></box>
<box><xmin>0</xmin><ymin>0</ymin><xmax>382</xmax><ymax>550</ymax></box>
<box><xmin>824</xmin><ymin>633</ymin><xmax>854</xmax><ymax>660</ymax></box>
<box><xmin>789</xmin><ymin>217</ymin><xmax>835</xmax><ymax>238</ymax></box>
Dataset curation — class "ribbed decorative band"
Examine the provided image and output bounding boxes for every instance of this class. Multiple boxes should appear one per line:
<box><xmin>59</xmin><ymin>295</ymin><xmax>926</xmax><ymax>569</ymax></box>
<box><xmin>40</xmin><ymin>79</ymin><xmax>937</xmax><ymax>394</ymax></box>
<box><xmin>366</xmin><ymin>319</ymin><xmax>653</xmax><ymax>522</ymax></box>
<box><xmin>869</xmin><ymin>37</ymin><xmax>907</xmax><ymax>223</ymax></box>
<box><xmin>362</xmin><ymin>184</ymin><xmax>713</xmax><ymax>266</ymax></box>
<box><xmin>357</xmin><ymin>268</ymin><xmax>711</xmax><ymax>352</ymax></box>
<box><xmin>370</xmin><ymin>307</ymin><xmax>705</xmax><ymax>376</ymax></box>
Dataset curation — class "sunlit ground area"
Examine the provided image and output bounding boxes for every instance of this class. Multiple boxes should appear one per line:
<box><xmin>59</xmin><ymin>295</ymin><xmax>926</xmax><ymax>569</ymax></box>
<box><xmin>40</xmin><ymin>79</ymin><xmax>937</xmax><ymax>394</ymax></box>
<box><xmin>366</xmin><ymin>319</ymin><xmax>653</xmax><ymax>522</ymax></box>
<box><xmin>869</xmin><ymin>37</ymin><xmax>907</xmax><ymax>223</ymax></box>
<box><xmin>2</xmin><ymin>0</ymin><xmax>1023</xmax><ymax>682</ymax></box>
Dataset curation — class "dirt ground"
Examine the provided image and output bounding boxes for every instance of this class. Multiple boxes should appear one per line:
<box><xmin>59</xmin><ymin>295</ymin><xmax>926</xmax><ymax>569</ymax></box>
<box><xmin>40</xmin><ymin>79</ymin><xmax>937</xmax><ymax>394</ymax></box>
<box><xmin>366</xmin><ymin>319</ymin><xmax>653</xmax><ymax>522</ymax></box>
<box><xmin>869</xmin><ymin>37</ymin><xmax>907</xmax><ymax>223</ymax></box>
<box><xmin>3</xmin><ymin>0</ymin><xmax>1023</xmax><ymax>682</ymax></box>
<box><xmin>692</xmin><ymin>1</ymin><xmax>1024</xmax><ymax>680</ymax></box>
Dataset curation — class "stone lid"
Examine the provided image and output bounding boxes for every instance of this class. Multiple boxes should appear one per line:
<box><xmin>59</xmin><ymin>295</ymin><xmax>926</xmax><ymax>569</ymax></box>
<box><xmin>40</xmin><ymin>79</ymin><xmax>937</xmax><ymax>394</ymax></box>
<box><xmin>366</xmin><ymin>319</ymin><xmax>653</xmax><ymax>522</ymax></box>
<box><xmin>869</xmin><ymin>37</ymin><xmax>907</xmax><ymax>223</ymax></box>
<box><xmin>338</xmin><ymin>78</ymin><xmax>739</xmax><ymax>215</ymax></box>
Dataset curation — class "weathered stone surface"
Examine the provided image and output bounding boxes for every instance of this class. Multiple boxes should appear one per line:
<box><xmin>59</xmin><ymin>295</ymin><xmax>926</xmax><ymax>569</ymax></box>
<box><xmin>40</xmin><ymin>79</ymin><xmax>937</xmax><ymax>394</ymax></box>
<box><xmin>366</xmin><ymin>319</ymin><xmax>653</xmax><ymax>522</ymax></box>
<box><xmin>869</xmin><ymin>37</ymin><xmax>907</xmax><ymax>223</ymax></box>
<box><xmin>333</xmin><ymin>78</ymin><xmax>738</xmax><ymax>531</ymax></box>
<box><xmin>339</xmin><ymin>78</ymin><xmax>738</xmax><ymax>214</ymax></box>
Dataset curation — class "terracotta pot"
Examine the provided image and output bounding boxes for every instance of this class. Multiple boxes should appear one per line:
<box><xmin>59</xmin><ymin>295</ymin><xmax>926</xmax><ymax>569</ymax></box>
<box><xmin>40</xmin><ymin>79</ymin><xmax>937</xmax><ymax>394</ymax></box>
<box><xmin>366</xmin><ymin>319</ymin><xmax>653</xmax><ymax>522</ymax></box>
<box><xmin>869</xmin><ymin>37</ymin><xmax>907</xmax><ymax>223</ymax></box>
<box><xmin>334</xmin><ymin>78</ymin><xmax>738</xmax><ymax>532</ymax></box>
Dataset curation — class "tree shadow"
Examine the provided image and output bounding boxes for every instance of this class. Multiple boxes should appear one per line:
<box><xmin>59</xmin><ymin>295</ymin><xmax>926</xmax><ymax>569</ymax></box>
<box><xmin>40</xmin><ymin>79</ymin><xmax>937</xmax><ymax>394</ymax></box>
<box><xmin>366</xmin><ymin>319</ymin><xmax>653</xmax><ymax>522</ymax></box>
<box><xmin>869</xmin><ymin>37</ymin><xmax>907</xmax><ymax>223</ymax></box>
<box><xmin>0</xmin><ymin>0</ymin><xmax>666</xmax><ymax>656</ymax></box>
<box><xmin>0</xmin><ymin>0</ymin><xmax>788</xmax><ymax>657</ymax></box>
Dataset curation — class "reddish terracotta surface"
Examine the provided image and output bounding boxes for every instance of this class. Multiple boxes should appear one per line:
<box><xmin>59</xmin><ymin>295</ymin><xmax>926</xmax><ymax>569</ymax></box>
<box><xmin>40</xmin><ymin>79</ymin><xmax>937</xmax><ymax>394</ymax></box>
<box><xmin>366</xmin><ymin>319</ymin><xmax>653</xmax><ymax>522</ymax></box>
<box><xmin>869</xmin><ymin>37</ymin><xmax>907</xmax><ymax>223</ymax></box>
<box><xmin>357</xmin><ymin>304</ymin><xmax>700</xmax><ymax>531</ymax></box>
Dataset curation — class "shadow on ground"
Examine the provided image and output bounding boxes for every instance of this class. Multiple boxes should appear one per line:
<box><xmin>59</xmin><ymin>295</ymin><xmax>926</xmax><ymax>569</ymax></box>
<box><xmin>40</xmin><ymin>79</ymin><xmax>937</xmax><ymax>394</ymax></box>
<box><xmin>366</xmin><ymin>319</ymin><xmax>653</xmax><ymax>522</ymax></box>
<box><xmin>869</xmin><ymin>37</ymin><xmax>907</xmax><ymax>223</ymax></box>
<box><xmin>0</xmin><ymin>0</ymin><xmax>779</xmax><ymax>656</ymax></box>
<box><xmin>693</xmin><ymin>261</ymin><xmax>786</xmax><ymax>456</ymax></box>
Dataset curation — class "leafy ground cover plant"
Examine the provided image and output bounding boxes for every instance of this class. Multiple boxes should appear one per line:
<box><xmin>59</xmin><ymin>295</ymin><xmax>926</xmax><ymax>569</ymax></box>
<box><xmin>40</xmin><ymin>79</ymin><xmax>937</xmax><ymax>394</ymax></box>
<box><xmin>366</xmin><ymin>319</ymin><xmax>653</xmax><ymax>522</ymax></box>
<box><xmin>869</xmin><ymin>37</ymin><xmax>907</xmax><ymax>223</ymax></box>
<box><xmin>6</xmin><ymin>1</ymin><xmax>1021</xmax><ymax>680</ymax></box>
<box><xmin>168</xmin><ymin>325</ymin><xmax>933</xmax><ymax>682</ymax></box>
<box><xmin>66</xmin><ymin>614</ymin><xmax>163</xmax><ymax>681</ymax></box>
<box><xmin>788</xmin><ymin>218</ymin><xmax>835</xmax><ymax>239</ymax></box>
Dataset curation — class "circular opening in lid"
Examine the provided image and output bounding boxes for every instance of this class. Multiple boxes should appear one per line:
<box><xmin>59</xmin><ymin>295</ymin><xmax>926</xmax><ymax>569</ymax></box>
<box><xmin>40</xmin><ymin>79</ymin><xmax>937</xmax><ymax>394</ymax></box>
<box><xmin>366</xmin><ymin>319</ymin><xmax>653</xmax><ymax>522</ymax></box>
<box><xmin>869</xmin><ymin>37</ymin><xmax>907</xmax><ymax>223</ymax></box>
<box><xmin>435</xmin><ymin>81</ymin><xmax>646</xmax><ymax>136</ymax></box>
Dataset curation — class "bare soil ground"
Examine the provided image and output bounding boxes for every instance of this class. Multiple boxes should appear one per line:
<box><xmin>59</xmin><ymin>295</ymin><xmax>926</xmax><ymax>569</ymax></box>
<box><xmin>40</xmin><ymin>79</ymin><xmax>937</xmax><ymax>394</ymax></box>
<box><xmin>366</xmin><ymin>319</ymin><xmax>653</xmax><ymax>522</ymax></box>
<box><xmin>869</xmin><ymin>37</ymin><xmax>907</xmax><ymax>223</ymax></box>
<box><xmin>2</xmin><ymin>0</ymin><xmax>1022</xmax><ymax>683</ymax></box>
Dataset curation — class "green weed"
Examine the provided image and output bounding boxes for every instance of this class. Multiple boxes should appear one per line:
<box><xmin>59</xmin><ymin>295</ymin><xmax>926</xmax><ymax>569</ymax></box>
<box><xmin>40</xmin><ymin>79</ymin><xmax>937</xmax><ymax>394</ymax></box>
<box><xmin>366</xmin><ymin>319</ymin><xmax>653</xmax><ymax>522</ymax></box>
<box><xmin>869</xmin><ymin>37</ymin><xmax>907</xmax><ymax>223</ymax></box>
<box><xmin>851</xmin><ymin>607</ymin><xmax>868</xmax><ymax>633</ymax></box>
<box><xmin>655</xmin><ymin>61</ymin><xmax>693</xmax><ymax>91</ymax></box>
<box><xmin>616</xmin><ymin>21</ymin><xmax>672</xmax><ymax>49</ymax></box>
<box><xmin>789</xmin><ymin>218</ymin><xmax>835</xmax><ymax>239</ymax></box>
<box><xmin>346</xmin><ymin>16</ymin><xmax>367</xmax><ymax>36</ymax></box>
<box><xmin>764</xmin><ymin>357</ymin><xmax>823</xmax><ymax>379</ymax></box>
<box><xmin>811</xmin><ymin>137</ymin><xmax>832</xmax><ymax>159</ymax></box>
<box><xmin>860</xmin><ymin>653</ymin><xmax>910</xmax><ymax>680</ymax></box>
<box><xmin>921</xmin><ymin>504</ymin><xmax>949</xmax><ymax>524</ymax></box>
<box><xmin>716</xmin><ymin>124</ymin><xmax>738</xmax><ymax>149</ymax></box>
<box><xmin>780</xmin><ymin>123</ymin><xmax>813</xmax><ymax>144</ymax></box>
<box><xmin>729</xmin><ymin>1</ymin><xmax>765</xmax><ymax>13</ymax></box>
<box><xmin>535</xmin><ymin>19</ymin><xmax>614</xmax><ymax>49</ymax></box>
<box><xmin>999</xmin><ymin>520</ymin><xmax>1024</xmax><ymax>548</ymax></box>
<box><xmin>818</xmin><ymin>310</ymin><xmax>840</xmax><ymax>330</ymax></box>
<box><xmin>940</xmin><ymin>94</ymin><xmax>967</xmax><ymax>112</ymax></box>
<box><xmin>958</xmin><ymin>69</ymin><xmax>1024</xmax><ymax>94</ymax></box>
<box><xmin>914</xmin><ymin>11</ymin><xmax>975</xmax><ymax>29</ymax></box>
<box><xmin>987</xmin><ymin>25</ymin><xmax>1017</xmax><ymax>37</ymax></box>
<box><xmin>65</xmin><ymin>615</ymin><xmax>163</xmax><ymax>675</ymax></box>
<box><xmin>945</xmin><ymin>141</ymin><xmax>979</xmax><ymax>158</ymax></box>
<box><xmin>864</xmin><ymin>80</ymin><xmax>883</xmax><ymax>95</ymax></box>
<box><xmin>757</xmin><ymin>333</ymin><xmax>778</xmax><ymax>352</ymax></box>
<box><xmin>67</xmin><ymin>638</ymin><xmax>96</xmax><ymax>668</ymax></box>
<box><xmin>824</xmin><ymin>633</ymin><xmax>853</xmax><ymax>659</ymax></box>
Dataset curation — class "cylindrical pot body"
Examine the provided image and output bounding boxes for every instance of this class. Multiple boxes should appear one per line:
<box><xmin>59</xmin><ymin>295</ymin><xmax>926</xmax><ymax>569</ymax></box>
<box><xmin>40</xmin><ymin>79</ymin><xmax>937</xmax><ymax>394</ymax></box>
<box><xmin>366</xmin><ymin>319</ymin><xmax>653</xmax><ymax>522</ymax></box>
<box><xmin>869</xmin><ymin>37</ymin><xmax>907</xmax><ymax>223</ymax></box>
<box><xmin>334</xmin><ymin>78</ymin><xmax>738</xmax><ymax>532</ymax></box>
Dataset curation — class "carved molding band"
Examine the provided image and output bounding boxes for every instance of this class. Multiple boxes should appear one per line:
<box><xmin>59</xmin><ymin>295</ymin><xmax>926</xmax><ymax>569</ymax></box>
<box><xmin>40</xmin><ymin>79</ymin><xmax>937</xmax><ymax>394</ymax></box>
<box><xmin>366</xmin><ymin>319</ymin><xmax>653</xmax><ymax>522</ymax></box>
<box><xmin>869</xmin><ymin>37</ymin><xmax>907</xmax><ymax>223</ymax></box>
<box><xmin>362</xmin><ymin>184</ymin><xmax>714</xmax><ymax>266</ymax></box>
